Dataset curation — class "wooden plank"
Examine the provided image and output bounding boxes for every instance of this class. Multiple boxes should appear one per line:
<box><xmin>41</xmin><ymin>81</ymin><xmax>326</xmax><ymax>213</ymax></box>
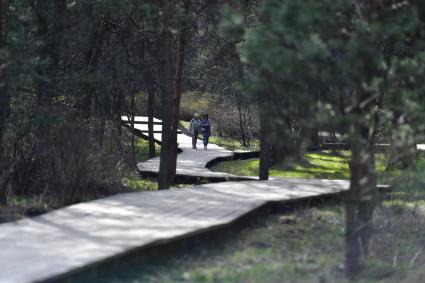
<box><xmin>0</xmin><ymin>179</ymin><xmax>349</xmax><ymax>283</ymax></box>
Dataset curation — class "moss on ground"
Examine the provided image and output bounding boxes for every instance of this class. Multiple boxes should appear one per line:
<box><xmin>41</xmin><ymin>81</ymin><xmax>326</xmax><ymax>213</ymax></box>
<box><xmin>212</xmin><ymin>150</ymin><xmax>388</xmax><ymax>180</ymax></box>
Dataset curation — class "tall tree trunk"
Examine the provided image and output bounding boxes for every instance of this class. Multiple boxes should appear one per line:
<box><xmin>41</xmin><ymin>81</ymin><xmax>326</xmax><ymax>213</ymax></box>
<box><xmin>386</xmin><ymin>142</ymin><xmax>417</xmax><ymax>170</ymax></box>
<box><xmin>130</xmin><ymin>93</ymin><xmax>136</xmax><ymax>166</ymax></box>
<box><xmin>0</xmin><ymin>82</ymin><xmax>8</xmax><ymax>156</ymax></box>
<box><xmin>310</xmin><ymin>128</ymin><xmax>320</xmax><ymax>149</ymax></box>
<box><xmin>269</xmin><ymin>115</ymin><xmax>292</xmax><ymax>165</ymax></box>
<box><xmin>345</xmin><ymin>104</ymin><xmax>378</xmax><ymax>278</ymax></box>
<box><xmin>35</xmin><ymin>0</ymin><xmax>65</xmax><ymax>105</ymax></box>
<box><xmin>0</xmin><ymin>0</ymin><xmax>9</xmax><ymax>205</ymax></box>
<box><xmin>310</xmin><ymin>86</ymin><xmax>320</xmax><ymax>149</ymax></box>
<box><xmin>51</xmin><ymin>0</ymin><xmax>65</xmax><ymax>80</ymax></box>
<box><xmin>83</xmin><ymin>15</ymin><xmax>109</xmax><ymax>139</ymax></box>
<box><xmin>34</xmin><ymin>1</ymin><xmax>50</xmax><ymax>108</ymax></box>
<box><xmin>386</xmin><ymin>115</ymin><xmax>417</xmax><ymax>170</ymax></box>
<box><xmin>99</xmin><ymin>117</ymin><xmax>105</xmax><ymax>149</ymax></box>
<box><xmin>148</xmin><ymin>88</ymin><xmax>156</xmax><ymax>158</ymax></box>
<box><xmin>169</xmin><ymin>0</ymin><xmax>189</xmax><ymax>184</ymax></box>
<box><xmin>33</xmin><ymin>1</ymin><xmax>65</xmax><ymax>153</ymax></box>
<box><xmin>111</xmin><ymin>67</ymin><xmax>124</xmax><ymax>155</ymax></box>
<box><xmin>0</xmin><ymin>0</ymin><xmax>9</xmax><ymax>154</ymax></box>
<box><xmin>237</xmin><ymin>102</ymin><xmax>247</xmax><ymax>147</ymax></box>
<box><xmin>158</xmin><ymin>0</ymin><xmax>174</xmax><ymax>190</ymax></box>
<box><xmin>259</xmin><ymin>106</ymin><xmax>270</xmax><ymax>180</ymax></box>
<box><xmin>116</xmin><ymin>118</ymin><xmax>123</xmax><ymax>154</ymax></box>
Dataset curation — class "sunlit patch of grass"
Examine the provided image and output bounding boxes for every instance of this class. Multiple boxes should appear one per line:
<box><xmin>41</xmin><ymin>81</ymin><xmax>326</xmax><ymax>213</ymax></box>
<box><xmin>209</xmin><ymin>136</ymin><xmax>260</xmax><ymax>151</ymax></box>
<box><xmin>134</xmin><ymin>138</ymin><xmax>161</xmax><ymax>162</ymax></box>
<box><xmin>212</xmin><ymin>150</ymin><xmax>388</xmax><ymax>180</ymax></box>
<box><xmin>180</xmin><ymin>120</ymin><xmax>190</xmax><ymax>130</ymax></box>
<box><xmin>211</xmin><ymin>158</ymin><xmax>259</xmax><ymax>176</ymax></box>
<box><xmin>272</xmin><ymin>151</ymin><xmax>352</xmax><ymax>179</ymax></box>
<box><xmin>122</xmin><ymin>176</ymin><xmax>157</xmax><ymax>191</ymax></box>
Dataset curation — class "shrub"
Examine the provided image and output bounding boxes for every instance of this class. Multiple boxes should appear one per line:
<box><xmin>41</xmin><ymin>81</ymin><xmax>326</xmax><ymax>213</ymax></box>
<box><xmin>0</xmin><ymin>113</ymin><xmax>123</xmax><ymax>206</ymax></box>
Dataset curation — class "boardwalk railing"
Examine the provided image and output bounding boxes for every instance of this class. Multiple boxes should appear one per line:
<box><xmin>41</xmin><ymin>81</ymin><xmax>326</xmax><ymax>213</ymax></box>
<box><xmin>121</xmin><ymin>116</ymin><xmax>182</xmax><ymax>135</ymax></box>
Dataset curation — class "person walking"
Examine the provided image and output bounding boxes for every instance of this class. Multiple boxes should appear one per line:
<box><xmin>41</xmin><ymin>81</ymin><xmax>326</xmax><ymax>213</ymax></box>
<box><xmin>189</xmin><ymin>113</ymin><xmax>201</xmax><ymax>149</ymax></box>
<box><xmin>201</xmin><ymin>114</ymin><xmax>211</xmax><ymax>150</ymax></box>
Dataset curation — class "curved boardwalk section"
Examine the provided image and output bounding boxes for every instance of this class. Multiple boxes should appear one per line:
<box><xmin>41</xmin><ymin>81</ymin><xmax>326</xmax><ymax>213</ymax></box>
<box><xmin>0</xmin><ymin>178</ymin><xmax>349</xmax><ymax>283</ymax></box>
<box><xmin>122</xmin><ymin>116</ymin><xmax>252</xmax><ymax>181</ymax></box>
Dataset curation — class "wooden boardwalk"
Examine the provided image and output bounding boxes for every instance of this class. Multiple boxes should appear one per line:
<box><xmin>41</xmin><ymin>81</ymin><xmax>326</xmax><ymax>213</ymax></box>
<box><xmin>122</xmin><ymin>116</ymin><xmax>253</xmax><ymax>181</ymax></box>
<box><xmin>0</xmin><ymin>179</ymin><xmax>349</xmax><ymax>283</ymax></box>
<box><xmin>0</xmin><ymin>117</ymin><xmax>351</xmax><ymax>283</ymax></box>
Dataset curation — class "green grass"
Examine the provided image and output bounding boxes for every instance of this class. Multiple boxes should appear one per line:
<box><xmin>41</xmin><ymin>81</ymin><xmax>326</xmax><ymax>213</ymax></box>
<box><xmin>209</xmin><ymin>136</ymin><xmax>260</xmax><ymax>151</ymax></box>
<box><xmin>381</xmin><ymin>157</ymin><xmax>425</xmax><ymax>211</ymax></box>
<box><xmin>134</xmin><ymin>138</ymin><xmax>161</xmax><ymax>162</ymax></box>
<box><xmin>212</xmin><ymin>150</ymin><xmax>388</xmax><ymax>180</ymax></box>
<box><xmin>180</xmin><ymin>120</ymin><xmax>190</xmax><ymax>130</ymax></box>
<box><xmin>122</xmin><ymin>172</ymin><xmax>157</xmax><ymax>191</ymax></box>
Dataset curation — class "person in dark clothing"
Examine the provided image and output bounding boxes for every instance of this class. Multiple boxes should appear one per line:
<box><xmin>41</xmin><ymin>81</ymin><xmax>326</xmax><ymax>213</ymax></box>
<box><xmin>188</xmin><ymin>113</ymin><xmax>201</xmax><ymax>149</ymax></box>
<box><xmin>200</xmin><ymin>114</ymin><xmax>211</xmax><ymax>150</ymax></box>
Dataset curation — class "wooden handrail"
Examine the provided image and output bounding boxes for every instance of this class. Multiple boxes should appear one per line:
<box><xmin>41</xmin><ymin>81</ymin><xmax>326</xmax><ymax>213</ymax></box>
<box><xmin>136</xmin><ymin>130</ymin><xmax>182</xmax><ymax>134</ymax></box>
<box><xmin>122</xmin><ymin>121</ymin><xmax>163</xmax><ymax>125</ymax></box>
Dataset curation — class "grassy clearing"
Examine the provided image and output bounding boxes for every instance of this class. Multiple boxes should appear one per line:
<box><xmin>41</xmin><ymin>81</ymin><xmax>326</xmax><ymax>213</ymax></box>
<box><xmin>73</xmin><ymin>158</ymin><xmax>425</xmax><ymax>283</ymax></box>
<box><xmin>212</xmin><ymin>150</ymin><xmax>388</xmax><ymax>180</ymax></box>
